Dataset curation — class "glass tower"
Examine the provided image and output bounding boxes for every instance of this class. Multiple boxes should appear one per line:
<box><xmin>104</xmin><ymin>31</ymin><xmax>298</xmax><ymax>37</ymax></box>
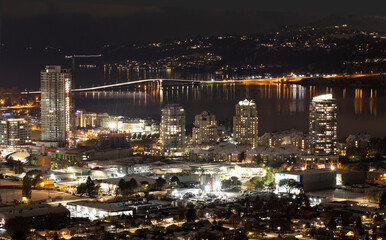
<box><xmin>309</xmin><ymin>94</ymin><xmax>337</xmax><ymax>155</ymax></box>
<box><xmin>161</xmin><ymin>104</ymin><xmax>186</xmax><ymax>156</ymax></box>
<box><xmin>233</xmin><ymin>99</ymin><xmax>259</xmax><ymax>148</ymax></box>
<box><xmin>41</xmin><ymin>66</ymin><xmax>72</xmax><ymax>145</ymax></box>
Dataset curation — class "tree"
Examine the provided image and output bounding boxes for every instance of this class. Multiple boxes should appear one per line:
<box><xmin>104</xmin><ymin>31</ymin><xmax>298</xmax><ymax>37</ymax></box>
<box><xmin>22</xmin><ymin>175</ymin><xmax>32</xmax><ymax>201</ymax></box>
<box><xmin>5</xmin><ymin>217</ymin><xmax>27</xmax><ymax>239</ymax></box>
<box><xmin>230</xmin><ymin>176</ymin><xmax>241</xmax><ymax>187</ymax></box>
<box><xmin>44</xmin><ymin>212</ymin><xmax>59</xmax><ymax>230</ymax></box>
<box><xmin>77</xmin><ymin>177</ymin><xmax>99</xmax><ymax>197</ymax></box>
<box><xmin>13</xmin><ymin>161</ymin><xmax>25</xmax><ymax>174</ymax></box>
<box><xmin>140</xmin><ymin>181</ymin><xmax>149</xmax><ymax>191</ymax></box>
<box><xmin>170</xmin><ymin>176</ymin><xmax>180</xmax><ymax>187</ymax></box>
<box><xmin>279</xmin><ymin>179</ymin><xmax>302</xmax><ymax>194</ymax></box>
<box><xmin>129</xmin><ymin>178</ymin><xmax>138</xmax><ymax>192</ymax></box>
<box><xmin>247</xmin><ymin>177</ymin><xmax>264</xmax><ymax>190</ymax></box>
<box><xmin>186</xmin><ymin>206</ymin><xmax>196</xmax><ymax>222</ymax></box>
<box><xmin>354</xmin><ymin>216</ymin><xmax>364</xmax><ymax>235</ymax></box>
<box><xmin>177</xmin><ymin>207</ymin><xmax>185</xmax><ymax>221</ymax></box>
<box><xmin>328</xmin><ymin>217</ymin><xmax>336</xmax><ymax>230</ymax></box>
<box><xmin>77</xmin><ymin>183</ymin><xmax>87</xmax><ymax>197</ymax></box>
<box><xmin>11</xmin><ymin>231</ymin><xmax>27</xmax><ymax>240</ymax></box>
<box><xmin>379</xmin><ymin>191</ymin><xmax>386</xmax><ymax>208</ymax></box>
<box><xmin>238</xmin><ymin>151</ymin><xmax>246</xmax><ymax>162</ymax></box>
<box><xmin>263</xmin><ymin>168</ymin><xmax>276</xmax><ymax>191</ymax></box>
<box><xmin>85</xmin><ymin>176</ymin><xmax>99</xmax><ymax>197</ymax></box>
<box><xmin>26</xmin><ymin>170</ymin><xmax>45</xmax><ymax>188</ymax></box>
<box><xmin>295</xmin><ymin>193</ymin><xmax>310</xmax><ymax>208</ymax></box>
<box><xmin>117</xmin><ymin>178</ymin><xmax>127</xmax><ymax>195</ymax></box>
<box><xmin>131</xmin><ymin>133</ymin><xmax>137</xmax><ymax>140</ymax></box>
<box><xmin>155</xmin><ymin>177</ymin><xmax>167</xmax><ymax>190</ymax></box>
<box><xmin>347</xmin><ymin>147</ymin><xmax>367</xmax><ymax>162</ymax></box>
<box><xmin>229</xmin><ymin>214</ymin><xmax>242</xmax><ymax>229</ymax></box>
<box><xmin>102</xmin><ymin>231</ymin><xmax>114</xmax><ymax>240</ymax></box>
<box><xmin>254</xmin><ymin>155</ymin><xmax>264</xmax><ymax>165</ymax></box>
<box><xmin>53</xmin><ymin>233</ymin><xmax>60</xmax><ymax>240</ymax></box>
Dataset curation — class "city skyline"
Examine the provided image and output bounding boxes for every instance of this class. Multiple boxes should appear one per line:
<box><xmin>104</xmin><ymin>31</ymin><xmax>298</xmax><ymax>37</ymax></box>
<box><xmin>0</xmin><ymin>2</ymin><xmax>385</xmax><ymax>240</ymax></box>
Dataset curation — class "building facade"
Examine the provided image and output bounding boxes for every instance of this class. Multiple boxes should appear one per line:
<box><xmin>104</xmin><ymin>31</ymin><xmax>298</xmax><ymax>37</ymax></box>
<box><xmin>192</xmin><ymin>111</ymin><xmax>217</xmax><ymax>146</ymax></box>
<box><xmin>346</xmin><ymin>133</ymin><xmax>371</xmax><ymax>149</ymax></box>
<box><xmin>41</xmin><ymin>66</ymin><xmax>72</xmax><ymax>145</ymax></box>
<box><xmin>233</xmin><ymin>99</ymin><xmax>259</xmax><ymax>148</ymax></box>
<box><xmin>309</xmin><ymin>94</ymin><xmax>337</xmax><ymax>155</ymax></box>
<box><xmin>161</xmin><ymin>104</ymin><xmax>186</xmax><ymax>156</ymax></box>
<box><xmin>298</xmin><ymin>154</ymin><xmax>339</xmax><ymax>170</ymax></box>
<box><xmin>0</xmin><ymin>115</ymin><xmax>31</xmax><ymax>146</ymax></box>
<box><xmin>259</xmin><ymin>130</ymin><xmax>310</xmax><ymax>152</ymax></box>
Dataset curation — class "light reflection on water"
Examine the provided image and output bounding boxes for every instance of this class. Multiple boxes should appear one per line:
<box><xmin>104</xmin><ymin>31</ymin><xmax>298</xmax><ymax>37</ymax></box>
<box><xmin>74</xmin><ymin>82</ymin><xmax>385</xmax><ymax>138</ymax></box>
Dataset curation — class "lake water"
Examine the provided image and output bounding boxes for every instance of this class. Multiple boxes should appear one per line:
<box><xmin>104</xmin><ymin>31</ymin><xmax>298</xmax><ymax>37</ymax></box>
<box><xmin>74</xmin><ymin>81</ymin><xmax>386</xmax><ymax>138</ymax></box>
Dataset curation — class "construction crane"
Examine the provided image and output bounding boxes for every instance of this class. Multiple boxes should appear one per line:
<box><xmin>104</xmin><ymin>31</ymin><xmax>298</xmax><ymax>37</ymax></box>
<box><xmin>65</xmin><ymin>54</ymin><xmax>102</xmax><ymax>71</ymax></box>
<box><xmin>65</xmin><ymin>54</ymin><xmax>102</xmax><ymax>86</ymax></box>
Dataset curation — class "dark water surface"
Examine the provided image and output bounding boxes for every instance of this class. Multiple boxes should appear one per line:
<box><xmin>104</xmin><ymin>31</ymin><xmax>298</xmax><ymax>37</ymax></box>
<box><xmin>74</xmin><ymin>82</ymin><xmax>386</xmax><ymax>138</ymax></box>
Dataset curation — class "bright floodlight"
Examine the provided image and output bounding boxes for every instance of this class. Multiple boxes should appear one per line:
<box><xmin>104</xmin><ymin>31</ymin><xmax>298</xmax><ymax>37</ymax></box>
<box><xmin>214</xmin><ymin>181</ymin><xmax>221</xmax><ymax>191</ymax></box>
<box><xmin>238</xmin><ymin>99</ymin><xmax>255</xmax><ymax>106</ymax></box>
<box><xmin>312</xmin><ymin>94</ymin><xmax>333</xmax><ymax>101</ymax></box>
<box><xmin>108</xmin><ymin>122</ymin><xmax>117</xmax><ymax>129</ymax></box>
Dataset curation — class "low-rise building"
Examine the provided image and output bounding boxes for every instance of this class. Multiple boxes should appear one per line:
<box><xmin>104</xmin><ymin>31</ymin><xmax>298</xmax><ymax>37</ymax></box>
<box><xmin>346</xmin><ymin>133</ymin><xmax>371</xmax><ymax>149</ymax></box>
<box><xmin>275</xmin><ymin>169</ymin><xmax>336</xmax><ymax>192</ymax></box>
<box><xmin>259</xmin><ymin>129</ymin><xmax>309</xmax><ymax>151</ymax></box>
<box><xmin>335</xmin><ymin>169</ymin><xmax>366</xmax><ymax>186</ymax></box>
<box><xmin>0</xmin><ymin>203</ymin><xmax>69</xmax><ymax>228</ymax></box>
<box><xmin>366</xmin><ymin>170</ymin><xmax>386</xmax><ymax>183</ymax></box>
<box><xmin>245</xmin><ymin>144</ymin><xmax>300</xmax><ymax>163</ymax></box>
<box><xmin>66</xmin><ymin>201</ymin><xmax>134</xmax><ymax>221</ymax></box>
<box><xmin>298</xmin><ymin>154</ymin><xmax>339</xmax><ymax>170</ymax></box>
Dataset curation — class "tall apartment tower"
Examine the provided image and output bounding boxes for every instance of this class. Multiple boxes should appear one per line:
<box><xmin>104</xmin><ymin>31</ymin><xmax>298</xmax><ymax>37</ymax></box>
<box><xmin>192</xmin><ymin>111</ymin><xmax>217</xmax><ymax>146</ymax></box>
<box><xmin>41</xmin><ymin>66</ymin><xmax>72</xmax><ymax>145</ymax></box>
<box><xmin>161</xmin><ymin>104</ymin><xmax>185</xmax><ymax>156</ymax></box>
<box><xmin>309</xmin><ymin>94</ymin><xmax>338</xmax><ymax>155</ymax></box>
<box><xmin>233</xmin><ymin>99</ymin><xmax>259</xmax><ymax>148</ymax></box>
<box><xmin>0</xmin><ymin>115</ymin><xmax>31</xmax><ymax>146</ymax></box>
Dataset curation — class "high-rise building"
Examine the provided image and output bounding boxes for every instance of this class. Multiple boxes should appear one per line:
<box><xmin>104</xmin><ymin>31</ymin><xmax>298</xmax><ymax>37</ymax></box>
<box><xmin>233</xmin><ymin>99</ymin><xmax>259</xmax><ymax>148</ymax></box>
<box><xmin>161</xmin><ymin>104</ymin><xmax>185</xmax><ymax>156</ymax></box>
<box><xmin>192</xmin><ymin>111</ymin><xmax>217</xmax><ymax>146</ymax></box>
<box><xmin>41</xmin><ymin>66</ymin><xmax>72</xmax><ymax>145</ymax></box>
<box><xmin>309</xmin><ymin>94</ymin><xmax>337</xmax><ymax>155</ymax></box>
<box><xmin>0</xmin><ymin>115</ymin><xmax>31</xmax><ymax>146</ymax></box>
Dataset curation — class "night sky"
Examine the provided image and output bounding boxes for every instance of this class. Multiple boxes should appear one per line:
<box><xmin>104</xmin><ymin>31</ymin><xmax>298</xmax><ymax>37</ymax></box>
<box><xmin>0</xmin><ymin>0</ymin><xmax>385</xmax><ymax>88</ymax></box>
<box><xmin>2</xmin><ymin>0</ymin><xmax>385</xmax><ymax>50</ymax></box>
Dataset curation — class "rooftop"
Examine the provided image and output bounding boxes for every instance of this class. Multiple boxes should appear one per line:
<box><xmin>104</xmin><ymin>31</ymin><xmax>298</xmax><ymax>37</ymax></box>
<box><xmin>278</xmin><ymin>169</ymin><xmax>337</xmax><ymax>175</ymax></box>
<box><xmin>95</xmin><ymin>174</ymin><xmax>156</xmax><ymax>185</ymax></box>
<box><xmin>238</xmin><ymin>99</ymin><xmax>255</xmax><ymax>106</ymax></box>
<box><xmin>312</xmin><ymin>93</ymin><xmax>334</xmax><ymax>101</ymax></box>
<box><xmin>0</xmin><ymin>203</ymin><xmax>69</xmax><ymax>219</ymax></box>
<box><xmin>67</xmin><ymin>201</ymin><xmax>134</xmax><ymax>212</ymax></box>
